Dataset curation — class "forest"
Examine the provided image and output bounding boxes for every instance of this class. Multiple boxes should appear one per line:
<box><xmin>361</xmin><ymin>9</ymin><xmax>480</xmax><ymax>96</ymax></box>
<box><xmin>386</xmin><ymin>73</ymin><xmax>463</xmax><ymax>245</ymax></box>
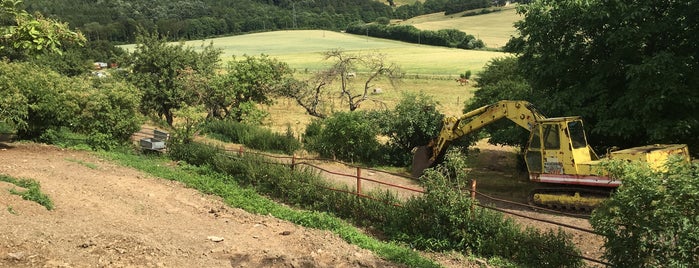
<box><xmin>21</xmin><ymin>0</ymin><xmax>505</xmax><ymax>42</ymax></box>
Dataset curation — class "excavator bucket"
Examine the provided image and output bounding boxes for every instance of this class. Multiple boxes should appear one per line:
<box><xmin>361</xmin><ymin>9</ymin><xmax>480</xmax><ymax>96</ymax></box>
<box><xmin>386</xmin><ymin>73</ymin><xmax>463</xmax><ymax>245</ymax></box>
<box><xmin>411</xmin><ymin>146</ymin><xmax>434</xmax><ymax>178</ymax></box>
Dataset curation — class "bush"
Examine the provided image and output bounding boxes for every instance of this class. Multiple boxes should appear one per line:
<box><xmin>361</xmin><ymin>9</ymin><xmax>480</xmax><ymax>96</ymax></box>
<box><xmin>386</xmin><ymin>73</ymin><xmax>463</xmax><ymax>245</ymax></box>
<box><xmin>374</xmin><ymin>93</ymin><xmax>444</xmax><ymax>166</ymax></box>
<box><xmin>304</xmin><ymin>111</ymin><xmax>381</xmax><ymax>164</ymax></box>
<box><xmin>385</xmin><ymin>150</ymin><xmax>582</xmax><ymax>267</ymax></box>
<box><xmin>375</xmin><ymin>17</ymin><xmax>390</xmax><ymax>25</ymax></box>
<box><xmin>590</xmin><ymin>157</ymin><xmax>699</xmax><ymax>267</ymax></box>
<box><xmin>169</xmin><ymin>142</ymin><xmax>222</xmax><ymax>166</ymax></box>
<box><xmin>0</xmin><ymin>61</ymin><xmax>142</xmax><ymax>150</ymax></box>
<box><xmin>203</xmin><ymin>119</ymin><xmax>301</xmax><ymax>155</ymax></box>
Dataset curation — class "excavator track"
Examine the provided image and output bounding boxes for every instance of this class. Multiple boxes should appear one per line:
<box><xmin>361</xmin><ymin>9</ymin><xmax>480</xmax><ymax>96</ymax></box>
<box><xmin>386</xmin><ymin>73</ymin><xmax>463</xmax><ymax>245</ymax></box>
<box><xmin>528</xmin><ymin>187</ymin><xmax>612</xmax><ymax>213</ymax></box>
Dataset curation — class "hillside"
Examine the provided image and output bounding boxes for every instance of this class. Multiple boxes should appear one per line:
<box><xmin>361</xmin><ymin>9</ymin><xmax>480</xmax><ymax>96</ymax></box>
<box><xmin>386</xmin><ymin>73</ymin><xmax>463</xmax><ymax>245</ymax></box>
<box><xmin>0</xmin><ymin>143</ymin><xmax>406</xmax><ymax>267</ymax></box>
<box><xmin>121</xmin><ymin>30</ymin><xmax>507</xmax><ymax>75</ymax></box>
<box><xmin>397</xmin><ymin>5</ymin><xmax>520</xmax><ymax>48</ymax></box>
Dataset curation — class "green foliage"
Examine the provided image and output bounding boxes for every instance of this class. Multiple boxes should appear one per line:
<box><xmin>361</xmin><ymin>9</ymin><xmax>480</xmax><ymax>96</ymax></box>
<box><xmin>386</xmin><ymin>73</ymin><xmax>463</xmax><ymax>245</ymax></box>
<box><xmin>466</xmin><ymin>56</ymin><xmax>533</xmax><ymax>149</ymax></box>
<box><xmin>511</xmin><ymin>0</ymin><xmax>699</xmax><ymax>155</ymax></box>
<box><xmin>125</xmin><ymin>31</ymin><xmax>221</xmax><ymax>126</ymax></box>
<box><xmin>0</xmin><ymin>174</ymin><xmax>53</xmax><ymax>210</ymax></box>
<box><xmin>304</xmin><ymin>111</ymin><xmax>381</xmax><ymax>163</ymax></box>
<box><xmin>0</xmin><ymin>0</ymin><xmax>85</xmax><ymax>61</ymax></box>
<box><xmin>387</xmin><ymin>150</ymin><xmax>582</xmax><ymax>267</ymax></box>
<box><xmin>210</xmin><ymin>55</ymin><xmax>291</xmax><ymax>122</ymax></box>
<box><xmin>462</xmin><ymin>8</ymin><xmax>502</xmax><ymax>17</ymax></box>
<box><xmin>460</xmin><ymin>70</ymin><xmax>471</xmax><ymax>79</ymax></box>
<box><xmin>168</xmin><ymin>141</ymin><xmax>223</xmax><ymax>167</ymax></box>
<box><xmin>203</xmin><ymin>119</ymin><xmax>301</xmax><ymax>155</ymax></box>
<box><xmin>374</xmin><ymin>92</ymin><xmax>444</xmax><ymax>166</ymax></box>
<box><xmin>0</xmin><ymin>61</ymin><xmax>142</xmax><ymax>149</ymax></box>
<box><xmin>346</xmin><ymin>23</ymin><xmax>485</xmax><ymax>49</ymax></box>
<box><xmin>375</xmin><ymin>17</ymin><xmax>390</xmax><ymax>25</ymax></box>
<box><xmin>171</xmin><ymin>105</ymin><xmax>207</xmax><ymax>144</ymax></box>
<box><xmin>590</xmin><ymin>157</ymin><xmax>699</xmax><ymax>267</ymax></box>
<box><xmin>395</xmin><ymin>0</ymin><xmax>493</xmax><ymax>19</ymax></box>
<box><xmin>22</xmin><ymin>0</ymin><xmax>392</xmax><ymax>42</ymax></box>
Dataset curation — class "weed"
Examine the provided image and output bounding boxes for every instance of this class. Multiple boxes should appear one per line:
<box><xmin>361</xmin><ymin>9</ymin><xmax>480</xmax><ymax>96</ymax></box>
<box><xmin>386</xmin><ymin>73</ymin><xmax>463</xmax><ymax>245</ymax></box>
<box><xmin>203</xmin><ymin>120</ymin><xmax>301</xmax><ymax>154</ymax></box>
<box><xmin>7</xmin><ymin>206</ymin><xmax>17</xmax><ymax>215</ymax></box>
<box><xmin>0</xmin><ymin>175</ymin><xmax>54</xmax><ymax>210</ymax></box>
<box><xmin>65</xmin><ymin>158</ymin><xmax>99</xmax><ymax>169</ymax></box>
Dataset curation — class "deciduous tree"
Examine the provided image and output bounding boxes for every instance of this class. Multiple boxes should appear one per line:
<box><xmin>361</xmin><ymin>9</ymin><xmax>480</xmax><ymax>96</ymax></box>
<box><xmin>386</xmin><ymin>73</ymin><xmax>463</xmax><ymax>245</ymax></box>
<box><xmin>509</xmin><ymin>0</ymin><xmax>699</xmax><ymax>155</ymax></box>
<box><xmin>0</xmin><ymin>0</ymin><xmax>85</xmax><ymax>60</ymax></box>
<box><xmin>125</xmin><ymin>31</ymin><xmax>221</xmax><ymax>126</ymax></box>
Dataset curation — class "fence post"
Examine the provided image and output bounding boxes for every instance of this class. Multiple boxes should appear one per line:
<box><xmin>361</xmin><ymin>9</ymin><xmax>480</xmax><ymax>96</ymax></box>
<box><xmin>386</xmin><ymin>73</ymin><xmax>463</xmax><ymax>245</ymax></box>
<box><xmin>291</xmin><ymin>154</ymin><xmax>296</xmax><ymax>170</ymax></box>
<box><xmin>238</xmin><ymin>146</ymin><xmax>244</xmax><ymax>156</ymax></box>
<box><xmin>356</xmin><ymin>167</ymin><xmax>362</xmax><ymax>196</ymax></box>
<box><xmin>470</xmin><ymin>179</ymin><xmax>477</xmax><ymax>217</ymax></box>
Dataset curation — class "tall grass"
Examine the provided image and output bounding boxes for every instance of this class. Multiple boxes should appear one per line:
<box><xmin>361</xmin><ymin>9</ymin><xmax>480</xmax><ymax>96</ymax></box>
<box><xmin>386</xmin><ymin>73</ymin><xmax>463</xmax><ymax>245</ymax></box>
<box><xmin>202</xmin><ymin>120</ymin><xmax>301</xmax><ymax>155</ymax></box>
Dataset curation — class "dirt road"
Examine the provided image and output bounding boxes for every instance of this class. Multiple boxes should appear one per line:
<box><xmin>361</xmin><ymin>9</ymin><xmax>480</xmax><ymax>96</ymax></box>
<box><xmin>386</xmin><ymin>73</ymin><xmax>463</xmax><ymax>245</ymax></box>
<box><xmin>0</xmin><ymin>143</ymin><xmax>404</xmax><ymax>267</ymax></box>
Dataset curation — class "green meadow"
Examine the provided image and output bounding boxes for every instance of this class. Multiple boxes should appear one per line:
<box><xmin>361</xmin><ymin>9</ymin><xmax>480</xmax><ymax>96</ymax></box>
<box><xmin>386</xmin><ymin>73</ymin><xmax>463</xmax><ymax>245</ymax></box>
<box><xmin>398</xmin><ymin>5</ymin><xmax>521</xmax><ymax>48</ymax></box>
<box><xmin>122</xmin><ymin>30</ymin><xmax>507</xmax><ymax>76</ymax></box>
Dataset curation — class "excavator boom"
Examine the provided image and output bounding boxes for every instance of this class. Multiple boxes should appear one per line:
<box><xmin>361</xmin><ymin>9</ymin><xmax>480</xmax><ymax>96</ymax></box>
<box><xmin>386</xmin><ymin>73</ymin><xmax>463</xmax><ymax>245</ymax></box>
<box><xmin>412</xmin><ymin>100</ymin><xmax>545</xmax><ymax>177</ymax></box>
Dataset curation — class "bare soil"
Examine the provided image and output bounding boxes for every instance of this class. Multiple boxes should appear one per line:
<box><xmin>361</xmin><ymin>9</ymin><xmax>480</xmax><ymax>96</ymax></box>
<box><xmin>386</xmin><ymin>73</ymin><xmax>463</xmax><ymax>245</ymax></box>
<box><xmin>0</xmin><ymin>143</ymin><xmax>406</xmax><ymax>268</ymax></box>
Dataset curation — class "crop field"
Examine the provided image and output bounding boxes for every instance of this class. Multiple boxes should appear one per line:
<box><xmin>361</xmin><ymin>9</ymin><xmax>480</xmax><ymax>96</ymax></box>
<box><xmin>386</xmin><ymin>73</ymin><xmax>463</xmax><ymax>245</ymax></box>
<box><xmin>397</xmin><ymin>5</ymin><xmax>520</xmax><ymax>48</ymax></box>
<box><xmin>121</xmin><ymin>30</ymin><xmax>506</xmax><ymax>76</ymax></box>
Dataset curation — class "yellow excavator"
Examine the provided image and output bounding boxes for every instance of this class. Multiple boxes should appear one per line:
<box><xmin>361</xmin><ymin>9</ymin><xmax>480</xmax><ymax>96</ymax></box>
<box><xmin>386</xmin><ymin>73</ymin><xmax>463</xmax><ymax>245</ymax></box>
<box><xmin>412</xmin><ymin>100</ymin><xmax>690</xmax><ymax>210</ymax></box>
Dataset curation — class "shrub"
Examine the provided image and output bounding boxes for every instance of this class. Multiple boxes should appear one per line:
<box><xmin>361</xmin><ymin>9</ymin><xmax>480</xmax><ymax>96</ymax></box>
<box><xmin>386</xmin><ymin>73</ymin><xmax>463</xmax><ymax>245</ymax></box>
<box><xmin>169</xmin><ymin>141</ymin><xmax>222</xmax><ymax>166</ymax></box>
<box><xmin>385</xmin><ymin>150</ymin><xmax>582</xmax><ymax>267</ymax></box>
<box><xmin>375</xmin><ymin>93</ymin><xmax>444</xmax><ymax>166</ymax></box>
<box><xmin>590</xmin><ymin>157</ymin><xmax>699</xmax><ymax>267</ymax></box>
<box><xmin>375</xmin><ymin>17</ymin><xmax>390</xmax><ymax>25</ymax></box>
<box><xmin>203</xmin><ymin>119</ymin><xmax>301</xmax><ymax>154</ymax></box>
<box><xmin>0</xmin><ymin>61</ymin><xmax>142</xmax><ymax>150</ymax></box>
<box><xmin>304</xmin><ymin>111</ymin><xmax>381</xmax><ymax>164</ymax></box>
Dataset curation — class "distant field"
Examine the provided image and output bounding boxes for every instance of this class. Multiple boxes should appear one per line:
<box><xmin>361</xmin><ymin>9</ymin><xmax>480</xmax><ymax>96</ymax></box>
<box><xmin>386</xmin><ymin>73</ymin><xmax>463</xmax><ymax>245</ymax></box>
<box><xmin>120</xmin><ymin>28</ymin><xmax>510</xmax><ymax>133</ymax></box>
<box><xmin>120</xmin><ymin>30</ymin><xmax>506</xmax><ymax>76</ymax></box>
<box><xmin>397</xmin><ymin>5</ymin><xmax>521</xmax><ymax>48</ymax></box>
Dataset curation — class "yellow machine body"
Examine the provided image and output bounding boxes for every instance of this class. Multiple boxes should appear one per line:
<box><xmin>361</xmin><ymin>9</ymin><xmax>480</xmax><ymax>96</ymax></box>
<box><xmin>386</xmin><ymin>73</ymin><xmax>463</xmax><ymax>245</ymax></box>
<box><xmin>413</xmin><ymin>100</ymin><xmax>690</xmax><ymax>210</ymax></box>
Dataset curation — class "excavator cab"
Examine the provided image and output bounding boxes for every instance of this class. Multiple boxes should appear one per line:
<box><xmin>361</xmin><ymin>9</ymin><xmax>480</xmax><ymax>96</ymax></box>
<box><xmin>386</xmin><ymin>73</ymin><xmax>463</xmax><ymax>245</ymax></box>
<box><xmin>524</xmin><ymin>117</ymin><xmax>598</xmax><ymax>177</ymax></box>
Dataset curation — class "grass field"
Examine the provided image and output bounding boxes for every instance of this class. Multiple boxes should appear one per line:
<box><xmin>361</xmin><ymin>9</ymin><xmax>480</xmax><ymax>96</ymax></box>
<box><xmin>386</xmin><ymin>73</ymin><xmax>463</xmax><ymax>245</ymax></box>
<box><xmin>397</xmin><ymin>5</ymin><xmax>521</xmax><ymax>48</ymax></box>
<box><xmin>119</xmin><ymin>9</ymin><xmax>518</xmax><ymax>132</ymax></box>
<box><xmin>121</xmin><ymin>30</ymin><xmax>506</xmax><ymax>76</ymax></box>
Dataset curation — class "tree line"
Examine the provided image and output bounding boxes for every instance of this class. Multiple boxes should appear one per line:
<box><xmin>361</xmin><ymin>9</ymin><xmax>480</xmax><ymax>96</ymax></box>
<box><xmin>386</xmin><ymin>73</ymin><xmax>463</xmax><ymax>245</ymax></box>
<box><xmin>346</xmin><ymin>23</ymin><xmax>485</xmax><ymax>49</ymax></box>
<box><xmin>20</xmin><ymin>0</ymin><xmax>513</xmax><ymax>43</ymax></box>
<box><xmin>22</xmin><ymin>0</ymin><xmax>392</xmax><ymax>43</ymax></box>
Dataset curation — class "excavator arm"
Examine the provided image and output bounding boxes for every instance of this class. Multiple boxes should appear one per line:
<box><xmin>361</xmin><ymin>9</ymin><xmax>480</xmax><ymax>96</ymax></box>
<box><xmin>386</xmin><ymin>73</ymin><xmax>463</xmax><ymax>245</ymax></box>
<box><xmin>412</xmin><ymin>100</ymin><xmax>546</xmax><ymax>177</ymax></box>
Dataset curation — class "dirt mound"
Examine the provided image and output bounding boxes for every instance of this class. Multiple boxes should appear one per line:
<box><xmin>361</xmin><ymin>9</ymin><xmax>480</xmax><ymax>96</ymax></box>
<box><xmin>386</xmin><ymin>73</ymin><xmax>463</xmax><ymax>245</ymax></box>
<box><xmin>0</xmin><ymin>143</ymin><xmax>403</xmax><ymax>267</ymax></box>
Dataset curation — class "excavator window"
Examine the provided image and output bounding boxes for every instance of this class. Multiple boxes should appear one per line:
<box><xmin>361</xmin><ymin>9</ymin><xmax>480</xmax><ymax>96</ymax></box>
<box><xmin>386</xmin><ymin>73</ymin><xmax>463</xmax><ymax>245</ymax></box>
<box><xmin>568</xmin><ymin>121</ymin><xmax>587</xmax><ymax>149</ymax></box>
<box><xmin>543</xmin><ymin>124</ymin><xmax>560</xmax><ymax>149</ymax></box>
<box><xmin>530</xmin><ymin>125</ymin><xmax>541</xmax><ymax>149</ymax></box>
<box><xmin>526</xmin><ymin>125</ymin><xmax>543</xmax><ymax>173</ymax></box>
